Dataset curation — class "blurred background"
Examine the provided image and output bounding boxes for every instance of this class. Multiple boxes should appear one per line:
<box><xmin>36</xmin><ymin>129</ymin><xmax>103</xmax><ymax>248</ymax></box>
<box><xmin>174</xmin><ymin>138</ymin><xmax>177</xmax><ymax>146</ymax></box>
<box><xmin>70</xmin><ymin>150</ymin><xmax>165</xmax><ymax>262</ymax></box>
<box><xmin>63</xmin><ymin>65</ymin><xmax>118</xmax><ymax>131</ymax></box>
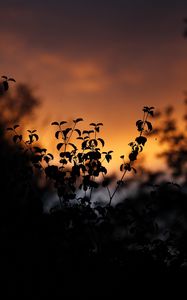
<box><xmin>1</xmin><ymin>0</ymin><xmax>187</xmax><ymax>172</ymax></box>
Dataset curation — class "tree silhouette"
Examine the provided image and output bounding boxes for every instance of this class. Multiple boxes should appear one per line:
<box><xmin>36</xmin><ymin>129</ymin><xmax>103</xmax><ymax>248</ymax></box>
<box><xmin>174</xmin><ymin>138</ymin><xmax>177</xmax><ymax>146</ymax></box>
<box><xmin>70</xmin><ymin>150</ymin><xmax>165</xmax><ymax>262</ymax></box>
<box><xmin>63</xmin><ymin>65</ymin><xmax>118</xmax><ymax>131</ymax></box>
<box><xmin>0</xmin><ymin>82</ymin><xmax>39</xmax><ymax>127</ymax></box>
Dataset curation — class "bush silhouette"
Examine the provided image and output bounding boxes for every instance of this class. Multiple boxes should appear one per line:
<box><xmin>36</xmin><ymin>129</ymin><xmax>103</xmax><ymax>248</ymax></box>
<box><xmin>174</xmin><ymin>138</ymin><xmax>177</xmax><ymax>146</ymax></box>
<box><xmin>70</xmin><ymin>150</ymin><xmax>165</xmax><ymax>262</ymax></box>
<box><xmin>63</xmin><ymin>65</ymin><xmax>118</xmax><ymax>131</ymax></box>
<box><xmin>1</xmin><ymin>75</ymin><xmax>187</xmax><ymax>297</ymax></box>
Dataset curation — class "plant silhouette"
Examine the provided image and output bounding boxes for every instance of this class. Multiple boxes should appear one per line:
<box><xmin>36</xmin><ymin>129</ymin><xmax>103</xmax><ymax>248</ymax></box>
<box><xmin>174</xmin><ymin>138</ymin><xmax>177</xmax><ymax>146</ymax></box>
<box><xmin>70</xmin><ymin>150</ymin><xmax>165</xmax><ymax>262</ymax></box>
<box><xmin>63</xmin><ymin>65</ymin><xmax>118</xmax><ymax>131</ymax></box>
<box><xmin>1</xmin><ymin>75</ymin><xmax>187</xmax><ymax>297</ymax></box>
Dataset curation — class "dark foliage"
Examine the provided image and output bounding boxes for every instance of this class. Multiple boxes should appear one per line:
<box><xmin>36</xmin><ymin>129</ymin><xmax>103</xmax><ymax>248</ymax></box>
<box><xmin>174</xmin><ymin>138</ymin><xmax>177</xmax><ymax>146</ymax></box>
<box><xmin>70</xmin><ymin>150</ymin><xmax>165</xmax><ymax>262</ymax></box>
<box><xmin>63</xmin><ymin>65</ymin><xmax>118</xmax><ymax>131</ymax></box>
<box><xmin>1</xmin><ymin>76</ymin><xmax>187</xmax><ymax>297</ymax></box>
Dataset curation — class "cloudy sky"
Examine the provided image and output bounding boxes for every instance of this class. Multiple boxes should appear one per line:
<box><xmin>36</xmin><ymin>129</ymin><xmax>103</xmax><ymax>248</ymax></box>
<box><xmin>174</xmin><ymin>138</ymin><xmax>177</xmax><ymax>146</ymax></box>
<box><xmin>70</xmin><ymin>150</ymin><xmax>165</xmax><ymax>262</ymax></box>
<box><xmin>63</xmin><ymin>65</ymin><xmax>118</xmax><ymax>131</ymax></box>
<box><xmin>1</xmin><ymin>0</ymin><xmax>187</xmax><ymax>170</ymax></box>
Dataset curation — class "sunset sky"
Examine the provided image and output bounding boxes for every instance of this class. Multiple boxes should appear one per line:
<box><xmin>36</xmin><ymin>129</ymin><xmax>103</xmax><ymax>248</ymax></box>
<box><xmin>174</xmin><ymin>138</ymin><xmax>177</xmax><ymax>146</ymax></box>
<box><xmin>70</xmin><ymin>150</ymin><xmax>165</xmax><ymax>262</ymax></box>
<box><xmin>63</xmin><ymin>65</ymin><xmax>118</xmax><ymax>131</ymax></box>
<box><xmin>1</xmin><ymin>0</ymin><xmax>187</xmax><ymax>172</ymax></box>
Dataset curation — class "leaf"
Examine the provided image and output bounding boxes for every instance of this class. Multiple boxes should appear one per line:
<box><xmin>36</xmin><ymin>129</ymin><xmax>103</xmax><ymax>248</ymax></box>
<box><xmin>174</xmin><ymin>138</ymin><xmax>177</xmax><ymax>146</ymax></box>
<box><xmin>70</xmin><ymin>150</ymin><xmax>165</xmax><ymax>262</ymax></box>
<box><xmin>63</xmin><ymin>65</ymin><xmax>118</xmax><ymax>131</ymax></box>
<box><xmin>57</xmin><ymin>143</ymin><xmax>64</xmax><ymax>151</ymax></box>
<box><xmin>55</xmin><ymin>130</ymin><xmax>61</xmax><ymax>139</ymax></box>
<box><xmin>105</xmin><ymin>154</ymin><xmax>112</xmax><ymax>163</ymax></box>
<box><xmin>136</xmin><ymin>120</ymin><xmax>143</xmax><ymax>126</ymax></box>
<box><xmin>33</xmin><ymin>134</ymin><xmax>39</xmax><ymax>141</ymax></box>
<box><xmin>33</xmin><ymin>146</ymin><xmax>42</xmax><ymax>153</ymax></box>
<box><xmin>47</xmin><ymin>153</ymin><xmax>54</xmax><ymax>159</ymax></box>
<box><xmin>32</xmin><ymin>155</ymin><xmax>43</xmax><ymax>164</ymax></box>
<box><xmin>73</xmin><ymin>118</ymin><xmax>83</xmax><ymax>123</ymax></box>
<box><xmin>60</xmin><ymin>121</ymin><xmax>67</xmax><ymax>125</ymax></box>
<box><xmin>63</xmin><ymin>128</ymin><xmax>72</xmax><ymax>138</ymax></box>
<box><xmin>68</xmin><ymin>143</ymin><xmax>77</xmax><ymax>150</ymax></box>
<box><xmin>89</xmin><ymin>139</ymin><xmax>98</xmax><ymax>147</ymax></box>
<box><xmin>75</xmin><ymin>129</ymin><xmax>81</xmax><ymax>136</ymax></box>
<box><xmin>13</xmin><ymin>135</ymin><xmax>21</xmax><ymax>143</ymax></box>
<box><xmin>51</xmin><ymin>121</ymin><xmax>59</xmax><ymax>125</ymax></box>
<box><xmin>124</xmin><ymin>163</ymin><xmax>131</xmax><ymax>171</ymax></box>
<box><xmin>135</xmin><ymin>136</ymin><xmax>147</xmax><ymax>146</ymax></box>
<box><xmin>100</xmin><ymin>166</ymin><xmax>107</xmax><ymax>174</ymax></box>
<box><xmin>97</xmin><ymin>138</ymin><xmax>105</xmax><ymax>147</ymax></box>
<box><xmin>146</xmin><ymin>121</ymin><xmax>152</xmax><ymax>131</ymax></box>
<box><xmin>8</xmin><ymin>78</ymin><xmax>16</xmax><ymax>82</ymax></box>
<box><xmin>129</xmin><ymin>151</ymin><xmax>138</xmax><ymax>161</ymax></box>
<box><xmin>83</xmin><ymin>130</ymin><xmax>89</xmax><ymax>134</ymax></box>
<box><xmin>82</xmin><ymin>140</ymin><xmax>88</xmax><ymax>149</ymax></box>
<box><xmin>44</xmin><ymin>156</ymin><xmax>50</xmax><ymax>164</ymax></box>
<box><xmin>60</xmin><ymin>158</ymin><xmax>67</xmax><ymax>165</ymax></box>
<box><xmin>13</xmin><ymin>124</ymin><xmax>19</xmax><ymax>129</ymax></box>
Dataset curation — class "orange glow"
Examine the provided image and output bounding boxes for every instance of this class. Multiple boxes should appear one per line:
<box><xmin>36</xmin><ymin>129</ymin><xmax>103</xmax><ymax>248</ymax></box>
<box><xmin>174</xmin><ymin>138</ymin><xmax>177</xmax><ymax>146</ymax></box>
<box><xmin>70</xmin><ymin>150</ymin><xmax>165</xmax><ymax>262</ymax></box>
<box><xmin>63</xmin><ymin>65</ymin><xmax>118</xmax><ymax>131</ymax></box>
<box><xmin>1</xmin><ymin>3</ymin><xmax>187</xmax><ymax>174</ymax></box>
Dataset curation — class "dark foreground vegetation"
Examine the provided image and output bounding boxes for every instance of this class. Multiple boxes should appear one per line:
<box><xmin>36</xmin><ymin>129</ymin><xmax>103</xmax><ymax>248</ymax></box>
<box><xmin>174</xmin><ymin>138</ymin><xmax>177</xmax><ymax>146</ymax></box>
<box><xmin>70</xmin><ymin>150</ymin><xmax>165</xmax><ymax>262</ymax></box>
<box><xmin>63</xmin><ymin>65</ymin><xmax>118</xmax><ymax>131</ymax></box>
<box><xmin>0</xmin><ymin>77</ymin><xmax>187</xmax><ymax>297</ymax></box>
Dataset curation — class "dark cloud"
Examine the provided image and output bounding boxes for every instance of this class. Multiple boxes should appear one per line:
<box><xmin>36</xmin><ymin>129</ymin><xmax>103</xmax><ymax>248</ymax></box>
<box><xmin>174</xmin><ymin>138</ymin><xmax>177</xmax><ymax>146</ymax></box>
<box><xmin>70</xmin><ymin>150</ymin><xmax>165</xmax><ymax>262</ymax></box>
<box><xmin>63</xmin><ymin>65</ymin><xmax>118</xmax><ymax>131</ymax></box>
<box><xmin>1</xmin><ymin>0</ymin><xmax>187</xmax><ymax>59</ymax></box>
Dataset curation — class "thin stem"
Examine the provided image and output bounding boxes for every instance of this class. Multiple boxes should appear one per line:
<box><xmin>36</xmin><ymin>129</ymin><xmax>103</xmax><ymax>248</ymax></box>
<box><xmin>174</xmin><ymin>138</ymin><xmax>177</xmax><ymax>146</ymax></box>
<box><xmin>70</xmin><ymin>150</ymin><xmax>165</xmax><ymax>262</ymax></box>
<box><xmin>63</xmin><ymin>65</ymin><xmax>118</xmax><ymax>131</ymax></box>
<box><xmin>101</xmin><ymin>172</ymin><xmax>112</xmax><ymax>199</ymax></box>
<box><xmin>108</xmin><ymin>169</ymin><xmax>127</xmax><ymax>206</ymax></box>
<box><xmin>67</xmin><ymin>122</ymin><xmax>76</xmax><ymax>145</ymax></box>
